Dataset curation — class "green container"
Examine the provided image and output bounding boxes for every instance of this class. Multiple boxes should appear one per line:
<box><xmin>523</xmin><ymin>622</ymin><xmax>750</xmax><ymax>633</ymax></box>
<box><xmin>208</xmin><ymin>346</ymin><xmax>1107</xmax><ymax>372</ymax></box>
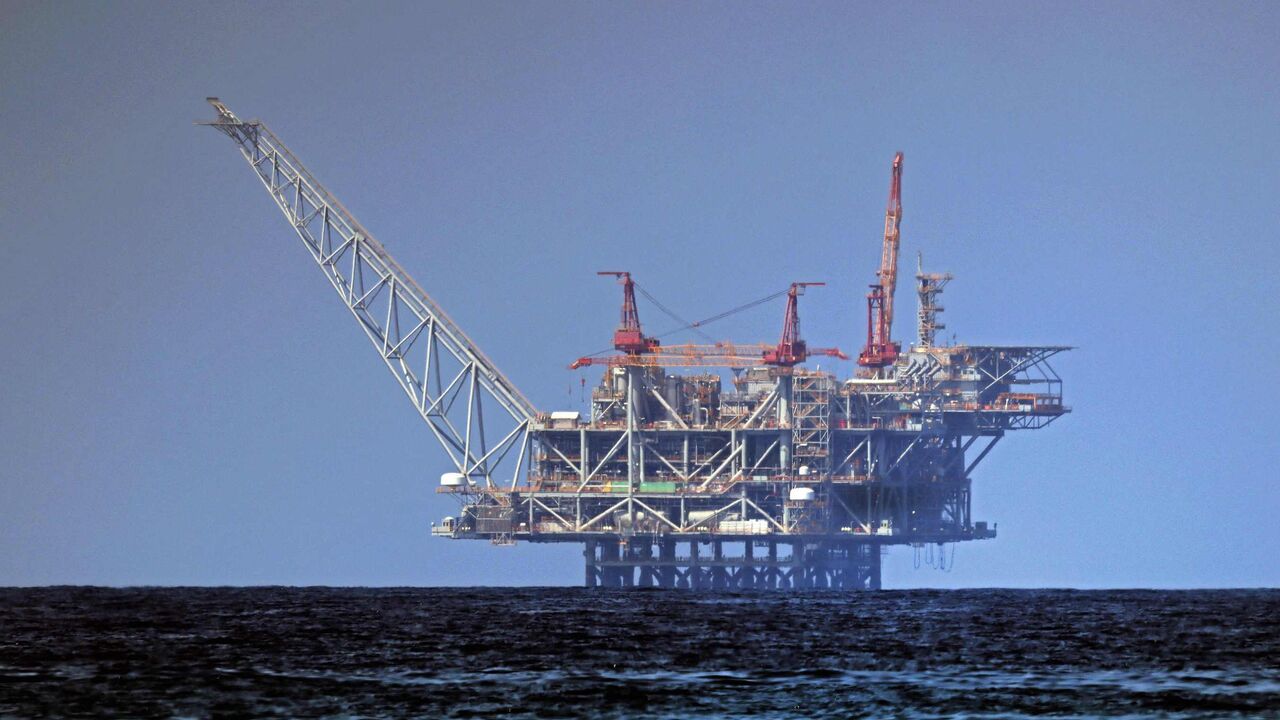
<box><xmin>638</xmin><ymin>482</ymin><xmax>678</xmax><ymax>493</ymax></box>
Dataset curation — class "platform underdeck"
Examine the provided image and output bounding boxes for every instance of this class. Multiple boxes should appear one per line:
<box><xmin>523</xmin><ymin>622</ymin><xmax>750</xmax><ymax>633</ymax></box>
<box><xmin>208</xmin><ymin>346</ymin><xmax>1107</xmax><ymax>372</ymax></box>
<box><xmin>583</xmin><ymin>538</ymin><xmax>882</xmax><ymax>590</ymax></box>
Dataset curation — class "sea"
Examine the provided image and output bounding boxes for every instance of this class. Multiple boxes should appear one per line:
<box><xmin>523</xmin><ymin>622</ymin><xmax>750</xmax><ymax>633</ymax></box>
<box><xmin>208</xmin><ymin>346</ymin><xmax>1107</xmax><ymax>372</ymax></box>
<box><xmin>1</xmin><ymin>587</ymin><xmax>1277</xmax><ymax>718</ymax></box>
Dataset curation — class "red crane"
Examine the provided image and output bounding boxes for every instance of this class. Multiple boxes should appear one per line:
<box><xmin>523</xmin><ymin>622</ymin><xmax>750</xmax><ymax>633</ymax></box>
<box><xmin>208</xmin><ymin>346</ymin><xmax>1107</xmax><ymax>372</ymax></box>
<box><xmin>599</xmin><ymin>271</ymin><xmax>659</xmax><ymax>355</ymax></box>
<box><xmin>858</xmin><ymin>152</ymin><xmax>904</xmax><ymax>368</ymax></box>
<box><xmin>571</xmin><ymin>279</ymin><xmax>846</xmax><ymax>370</ymax></box>
<box><xmin>763</xmin><ymin>283</ymin><xmax>848</xmax><ymax>367</ymax></box>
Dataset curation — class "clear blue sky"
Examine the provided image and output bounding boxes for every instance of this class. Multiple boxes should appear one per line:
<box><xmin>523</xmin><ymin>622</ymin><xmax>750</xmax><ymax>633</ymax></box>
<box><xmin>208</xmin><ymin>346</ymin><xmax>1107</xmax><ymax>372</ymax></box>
<box><xmin>2</xmin><ymin>1</ymin><xmax>1277</xmax><ymax>587</ymax></box>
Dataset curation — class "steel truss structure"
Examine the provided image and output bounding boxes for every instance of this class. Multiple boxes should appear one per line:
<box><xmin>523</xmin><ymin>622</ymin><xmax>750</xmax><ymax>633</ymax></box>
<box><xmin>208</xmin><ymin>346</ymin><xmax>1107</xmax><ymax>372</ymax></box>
<box><xmin>201</xmin><ymin>99</ymin><xmax>534</xmax><ymax>490</ymax></box>
<box><xmin>205</xmin><ymin>99</ymin><xmax>1070</xmax><ymax>589</ymax></box>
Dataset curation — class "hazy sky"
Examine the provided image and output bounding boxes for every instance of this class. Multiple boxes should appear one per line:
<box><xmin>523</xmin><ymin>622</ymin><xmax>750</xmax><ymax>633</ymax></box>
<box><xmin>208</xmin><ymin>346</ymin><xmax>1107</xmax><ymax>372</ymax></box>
<box><xmin>2</xmin><ymin>1</ymin><xmax>1277</xmax><ymax>587</ymax></box>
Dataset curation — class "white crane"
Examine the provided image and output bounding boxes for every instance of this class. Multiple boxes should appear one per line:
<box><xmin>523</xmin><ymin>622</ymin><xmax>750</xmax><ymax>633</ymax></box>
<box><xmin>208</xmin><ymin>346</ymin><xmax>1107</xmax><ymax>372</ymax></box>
<box><xmin>201</xmin><ymin>98</ymin><xmax>536</xmax><ymax>490</ymax></box>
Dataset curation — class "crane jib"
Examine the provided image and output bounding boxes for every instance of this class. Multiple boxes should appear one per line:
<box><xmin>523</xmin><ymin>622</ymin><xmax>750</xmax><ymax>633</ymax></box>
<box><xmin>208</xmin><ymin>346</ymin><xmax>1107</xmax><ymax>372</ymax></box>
<box><xmin>203</xmin><ymin>99</ymin><xmax>536</xmax><ymax>489</ymax></box>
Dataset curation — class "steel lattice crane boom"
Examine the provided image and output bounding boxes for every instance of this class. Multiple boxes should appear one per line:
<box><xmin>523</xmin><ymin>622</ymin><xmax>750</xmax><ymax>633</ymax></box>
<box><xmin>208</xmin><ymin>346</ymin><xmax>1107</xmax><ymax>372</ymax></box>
<box><xmin>858</xmin><ymin>152</ymin><xmax>905</xmax><ymax>368</ymax></box>
<box><xmin>200</xmin><ymin>98</ymin><xmax>536</xmax><ymax>489</ymax></box>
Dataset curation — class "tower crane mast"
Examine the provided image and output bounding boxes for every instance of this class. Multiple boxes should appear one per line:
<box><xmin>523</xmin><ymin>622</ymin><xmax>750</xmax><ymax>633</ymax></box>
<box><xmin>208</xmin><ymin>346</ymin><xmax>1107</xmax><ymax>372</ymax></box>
<box><xmin>599</xmin><ymin>271</ymin><xmax>659</xmax><ymax>355</ymax></box>
<box><xmin>763</xmin><ymin>283</ymin><xmax>847</xmax><ymax>367</ymax></box>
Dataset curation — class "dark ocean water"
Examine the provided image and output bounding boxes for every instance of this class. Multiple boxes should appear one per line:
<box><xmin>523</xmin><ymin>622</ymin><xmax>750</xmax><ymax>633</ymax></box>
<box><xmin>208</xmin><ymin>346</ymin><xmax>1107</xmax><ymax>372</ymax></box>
<box><xmin>0</xmin><ymin>588</ymin><xmax>1277</xmax><ymax>719</ymax></box>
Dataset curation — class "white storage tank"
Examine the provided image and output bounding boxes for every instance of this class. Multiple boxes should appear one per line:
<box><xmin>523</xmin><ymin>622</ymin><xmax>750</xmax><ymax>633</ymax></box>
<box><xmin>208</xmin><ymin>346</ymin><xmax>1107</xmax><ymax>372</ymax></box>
<box><xmin>717</xmin><ymin>519</ymin><xmax>769</xmax><ymax>534</ymax></box>
<box><xmin>798</xmin><ymin>465</ymin><xmax>811</xmax><ymax>476</ymax></box>
<box><xmin>789</xmin><ymin>487</ymin><xmax>816</xmax><ymax>502</ymax></box>
<box><xmin>440</xmin><ymin>472</ymin><xmax>467</xmax><ymax>487</ymax></box>
<box><xmin>687</xmin><ymin>510</ymin><xmax>718</xmax><ymax>525</ymax></box>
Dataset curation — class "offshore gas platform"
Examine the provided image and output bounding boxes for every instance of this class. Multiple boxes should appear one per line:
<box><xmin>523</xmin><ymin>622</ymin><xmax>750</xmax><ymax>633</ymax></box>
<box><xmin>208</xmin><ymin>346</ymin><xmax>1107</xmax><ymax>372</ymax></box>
<box><xmin>203</xmin><ymin>99</ymin><xmax>1069</xmax><ymax>590</ymax></box>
